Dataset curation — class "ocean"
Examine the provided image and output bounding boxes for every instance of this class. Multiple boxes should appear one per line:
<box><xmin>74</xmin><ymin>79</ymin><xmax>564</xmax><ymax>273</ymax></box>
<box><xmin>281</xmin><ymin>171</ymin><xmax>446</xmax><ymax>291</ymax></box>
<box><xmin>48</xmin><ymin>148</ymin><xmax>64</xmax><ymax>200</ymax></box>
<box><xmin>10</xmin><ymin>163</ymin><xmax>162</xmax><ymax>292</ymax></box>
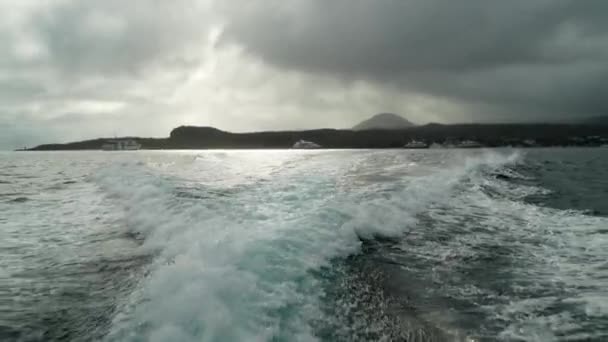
<box><xmin>1</xmin><ymin>149</ymin><xmax>607</xmax><ymax>341</ymax></box>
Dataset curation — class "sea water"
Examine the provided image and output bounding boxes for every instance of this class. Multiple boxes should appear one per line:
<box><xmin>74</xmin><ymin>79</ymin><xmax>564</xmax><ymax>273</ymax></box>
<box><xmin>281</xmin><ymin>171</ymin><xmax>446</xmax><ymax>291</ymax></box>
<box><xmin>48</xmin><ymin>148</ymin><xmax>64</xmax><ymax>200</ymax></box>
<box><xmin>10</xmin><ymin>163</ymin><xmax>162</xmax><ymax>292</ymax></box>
<box><xmin>1</xmin><ymin>149</ymin><xmax>607</xmax><ymax>341</ymax></box>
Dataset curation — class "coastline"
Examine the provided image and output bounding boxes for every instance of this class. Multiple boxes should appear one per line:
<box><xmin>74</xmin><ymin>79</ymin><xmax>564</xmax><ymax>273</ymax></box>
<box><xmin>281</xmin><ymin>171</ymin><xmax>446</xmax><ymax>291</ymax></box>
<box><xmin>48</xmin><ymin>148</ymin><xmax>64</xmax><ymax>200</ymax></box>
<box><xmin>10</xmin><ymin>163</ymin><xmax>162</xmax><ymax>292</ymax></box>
<box><xmin>24</xmin><ymin>123</ymin><xmax>608</xmax><ymax>151</ymax></box>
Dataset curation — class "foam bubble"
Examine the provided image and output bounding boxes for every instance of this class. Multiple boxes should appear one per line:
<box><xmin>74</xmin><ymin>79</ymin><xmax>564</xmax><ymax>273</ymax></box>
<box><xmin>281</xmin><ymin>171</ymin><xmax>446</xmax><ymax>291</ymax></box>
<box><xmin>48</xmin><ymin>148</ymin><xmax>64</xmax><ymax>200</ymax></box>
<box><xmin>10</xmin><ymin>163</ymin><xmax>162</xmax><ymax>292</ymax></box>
<box><xmin>97</xmin><ymin>150</ymin><xmax>522</xmax><ymax>341</ymax></box>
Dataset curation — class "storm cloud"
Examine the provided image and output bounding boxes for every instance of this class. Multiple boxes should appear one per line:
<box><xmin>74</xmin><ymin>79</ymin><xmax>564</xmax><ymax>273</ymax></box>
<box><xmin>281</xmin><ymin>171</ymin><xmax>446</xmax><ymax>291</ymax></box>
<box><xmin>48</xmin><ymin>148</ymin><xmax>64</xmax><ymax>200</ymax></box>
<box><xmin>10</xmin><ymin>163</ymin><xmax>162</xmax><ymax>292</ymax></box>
<box><xmin>218</xmin><ymin>0</ymin><xmax>608</xmax><ymax>118</ymax></box>
<box><xmin>1</xmin><ymin>0</ymin><xmax>608</xmax><ymax>148</ymax></box>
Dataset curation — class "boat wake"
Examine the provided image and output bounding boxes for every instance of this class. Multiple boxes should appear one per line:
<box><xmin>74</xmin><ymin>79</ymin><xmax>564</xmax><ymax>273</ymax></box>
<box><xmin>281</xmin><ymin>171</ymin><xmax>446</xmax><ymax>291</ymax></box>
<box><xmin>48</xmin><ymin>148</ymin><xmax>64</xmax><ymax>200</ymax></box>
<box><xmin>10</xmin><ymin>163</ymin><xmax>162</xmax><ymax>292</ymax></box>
<box><xmin>89</xmin><ymin>150</ymin><xmax>607</xmax><ymax>341</ymax></box>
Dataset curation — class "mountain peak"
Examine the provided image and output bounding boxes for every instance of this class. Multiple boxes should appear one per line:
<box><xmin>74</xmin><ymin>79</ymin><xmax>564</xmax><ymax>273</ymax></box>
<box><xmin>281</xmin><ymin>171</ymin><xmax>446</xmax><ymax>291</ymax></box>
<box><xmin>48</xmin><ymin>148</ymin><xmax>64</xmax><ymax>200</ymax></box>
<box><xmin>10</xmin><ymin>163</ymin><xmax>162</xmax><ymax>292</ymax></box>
<box><xmin>352</xmin><ymin>113</ymin><xmax>415</xmax><ymax>130</ymax></box>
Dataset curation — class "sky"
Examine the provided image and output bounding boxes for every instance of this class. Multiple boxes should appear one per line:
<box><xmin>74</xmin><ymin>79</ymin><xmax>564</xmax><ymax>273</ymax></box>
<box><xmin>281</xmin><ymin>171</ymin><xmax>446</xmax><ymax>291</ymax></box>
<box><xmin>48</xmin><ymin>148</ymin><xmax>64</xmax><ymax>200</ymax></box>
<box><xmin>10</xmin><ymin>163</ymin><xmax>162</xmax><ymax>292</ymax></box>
<box><xmin>1</xmin><ymin>0</ymin><xmax>608</xmax><ymax>149</ymax></box>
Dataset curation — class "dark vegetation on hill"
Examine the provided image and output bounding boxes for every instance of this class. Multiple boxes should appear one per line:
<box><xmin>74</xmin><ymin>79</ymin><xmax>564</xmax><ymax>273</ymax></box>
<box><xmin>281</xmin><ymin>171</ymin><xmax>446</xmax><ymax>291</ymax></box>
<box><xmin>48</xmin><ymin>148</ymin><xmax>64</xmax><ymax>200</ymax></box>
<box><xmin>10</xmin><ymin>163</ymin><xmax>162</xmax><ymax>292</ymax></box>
<box><xmin>28</xmin><ymin>123</ymin><xmax>608</xmax><ymax>150</ymax></box>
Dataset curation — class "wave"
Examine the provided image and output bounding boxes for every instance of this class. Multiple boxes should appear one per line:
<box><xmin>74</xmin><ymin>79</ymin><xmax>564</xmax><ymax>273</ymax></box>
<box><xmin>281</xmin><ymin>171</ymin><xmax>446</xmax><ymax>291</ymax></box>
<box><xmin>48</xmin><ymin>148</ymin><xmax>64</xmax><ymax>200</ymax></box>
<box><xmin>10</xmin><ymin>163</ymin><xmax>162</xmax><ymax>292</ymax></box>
<box><xmin>95</xmin><ymin>150</ymin><xmax>528</xmax><ymax>341</ymax></box>
<box><xmin>7</xmin><ymin>196</ymin><xmax>29</xmax><ymax>203</ymax></box>
<box><xmin>378</xmin><ymin>153</ymin><xmax>608</xmax><ymax>341</ymax></box>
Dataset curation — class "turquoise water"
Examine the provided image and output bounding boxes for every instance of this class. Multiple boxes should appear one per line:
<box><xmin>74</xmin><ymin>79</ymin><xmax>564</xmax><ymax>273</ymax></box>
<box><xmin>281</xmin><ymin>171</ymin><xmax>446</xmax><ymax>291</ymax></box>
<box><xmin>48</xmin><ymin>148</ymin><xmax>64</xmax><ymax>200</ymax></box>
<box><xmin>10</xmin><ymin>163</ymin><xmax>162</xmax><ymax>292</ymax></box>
<box><xmin>1</xmin><ymin>149</ymin><xmax>607</xmax><ymax>341</ymax></box>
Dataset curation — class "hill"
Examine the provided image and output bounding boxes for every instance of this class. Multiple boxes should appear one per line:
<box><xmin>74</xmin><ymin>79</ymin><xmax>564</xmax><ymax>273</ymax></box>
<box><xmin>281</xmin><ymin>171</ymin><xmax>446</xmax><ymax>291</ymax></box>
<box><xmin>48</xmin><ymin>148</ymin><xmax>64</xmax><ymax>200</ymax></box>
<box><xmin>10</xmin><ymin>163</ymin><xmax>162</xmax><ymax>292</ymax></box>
<box><xmin>583</xmin><ymin>116</ymin><xmax>608</xmax><ymax>124</ymax></box>
<box><xmin>352</xmin><ymin>113</ymin><xmax>415</xmax><ymax>130</ymax></box>
<box><xmin>28</xmin><ymin>123</ymin><xmax>608</xmax><ymax>150</ymax></box>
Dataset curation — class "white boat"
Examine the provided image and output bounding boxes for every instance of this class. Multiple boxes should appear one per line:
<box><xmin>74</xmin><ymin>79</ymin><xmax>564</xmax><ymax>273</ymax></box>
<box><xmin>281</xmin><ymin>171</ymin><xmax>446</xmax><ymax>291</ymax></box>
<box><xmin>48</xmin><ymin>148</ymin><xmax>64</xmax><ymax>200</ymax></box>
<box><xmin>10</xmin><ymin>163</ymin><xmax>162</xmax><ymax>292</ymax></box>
<box><xmin>404</xmin><ymin>140</ymin><xmax>428</xmax><ymax>149</ymax></box>
<box><xmin>457</xmin><ymin>140</ymin><xmax>483</xmax><ymax>148</ymax></box>
<box><xmin>102</xmin><ymin>139</ymin><xmax>142</xmax><ymax>151</ymax></box>
<box><xmin>292</xmin><ymin>140</ymin><xmax>322</xmax><ymax>149</ymax></box>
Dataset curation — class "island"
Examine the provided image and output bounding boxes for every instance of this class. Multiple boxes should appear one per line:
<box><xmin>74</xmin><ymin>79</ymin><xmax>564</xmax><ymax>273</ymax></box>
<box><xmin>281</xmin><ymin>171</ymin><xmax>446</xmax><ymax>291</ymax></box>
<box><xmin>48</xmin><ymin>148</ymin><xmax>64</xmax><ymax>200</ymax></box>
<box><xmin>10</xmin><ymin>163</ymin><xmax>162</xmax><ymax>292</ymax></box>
<box><xmin>27</xmin><ymin>123</ymin><xmax>608</xmax><ymax>150</ymax></box>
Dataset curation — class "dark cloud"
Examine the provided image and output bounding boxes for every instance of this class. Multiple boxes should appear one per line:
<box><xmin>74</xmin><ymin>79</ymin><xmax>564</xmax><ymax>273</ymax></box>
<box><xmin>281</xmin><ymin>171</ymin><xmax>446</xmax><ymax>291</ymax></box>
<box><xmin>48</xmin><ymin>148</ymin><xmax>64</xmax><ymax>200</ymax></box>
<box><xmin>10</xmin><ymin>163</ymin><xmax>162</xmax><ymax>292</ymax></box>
<box><xmin>218</xmin><ymin>0</ymin><xmax>608</xmax><ymax>120</ymax></box>
<box><xmin>2</xmin><ymin>0</ymin><xmax>608</xmax><ymax>149</ymax></box>
<box><xmin>0</xmin><ymin>0</ymin><xmax>214</xmax><ymax>149</ymax></box>
<box><xmin>32</xmin><ymin>0</ymin><xmax>209</xmax><ymax>77</ymax></box>
<box><xmin>0</xmin><ymin>80</ymin><xmax>46</xmax><ymax>101</ymax></box>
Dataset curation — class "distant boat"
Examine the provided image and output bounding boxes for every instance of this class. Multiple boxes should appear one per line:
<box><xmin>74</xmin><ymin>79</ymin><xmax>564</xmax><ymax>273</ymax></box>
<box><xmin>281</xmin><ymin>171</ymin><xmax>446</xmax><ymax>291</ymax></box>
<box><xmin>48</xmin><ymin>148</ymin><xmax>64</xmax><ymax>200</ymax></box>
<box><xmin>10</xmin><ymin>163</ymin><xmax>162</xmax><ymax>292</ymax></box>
<box><xmin>456</xmin><ymin>140</ymin><xmax>483</xmax><ymax>148</ymax></box>
<box><xmin>403</xmin><ymin>140</ymin><xmax>428</xmax><ymax>149</ymax></box>
<box><xmin>292</xmin><ymin>140</ymin><xmax>322</xmax><ymax>149</ymax></box>
<box><xmin>102</xmin><ymin>139</ymin><xmax>141</xmax><ymax>151</ymax></box>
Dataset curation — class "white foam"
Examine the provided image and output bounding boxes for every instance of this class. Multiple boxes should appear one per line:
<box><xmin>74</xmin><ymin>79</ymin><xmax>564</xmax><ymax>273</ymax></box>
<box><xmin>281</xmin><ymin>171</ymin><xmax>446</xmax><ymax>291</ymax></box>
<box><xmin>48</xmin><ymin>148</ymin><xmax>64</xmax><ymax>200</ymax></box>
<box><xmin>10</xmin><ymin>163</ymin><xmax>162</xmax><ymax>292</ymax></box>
<box><xmin>97</xmin><ymin>150</ymin><xmax>523</xmax><ymax>341</ymax></box>
<box><xmin>392</xmin><ymin>155</ymin><xmax>608</xmax><ymax>341</ymax></box>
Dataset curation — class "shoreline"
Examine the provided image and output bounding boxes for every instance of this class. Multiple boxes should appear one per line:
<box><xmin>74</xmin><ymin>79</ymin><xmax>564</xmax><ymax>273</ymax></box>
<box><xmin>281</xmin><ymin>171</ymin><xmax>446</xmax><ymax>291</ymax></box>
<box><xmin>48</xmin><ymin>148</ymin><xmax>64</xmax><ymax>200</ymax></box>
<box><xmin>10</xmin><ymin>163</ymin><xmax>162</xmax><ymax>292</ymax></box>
<box><xmin>23</xmin><ymin>123</ymin><xmax>608</xmax><ymax>151</ymax></box>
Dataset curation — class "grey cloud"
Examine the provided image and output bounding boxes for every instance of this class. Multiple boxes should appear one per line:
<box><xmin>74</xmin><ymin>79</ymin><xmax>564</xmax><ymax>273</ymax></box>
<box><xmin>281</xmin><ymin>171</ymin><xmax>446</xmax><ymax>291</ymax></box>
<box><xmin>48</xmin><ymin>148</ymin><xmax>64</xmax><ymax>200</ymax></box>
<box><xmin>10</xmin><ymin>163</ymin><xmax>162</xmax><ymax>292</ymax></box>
<box><xmin>4</xmin><ymin>0</ymin><xmax>608</xmax><ymax>149</ymax></box>
<box><xmin>0</xmin><ymin>0</ymin><xmax>212</xmax><ymax>110</ymax></box>
<box><xmin>31</xmin><ymin>0</ymin><xmax>210</xmax><ymax>77</ymax></box>
<box><xmin>0</xmin><ymin>80</ymin><xmax>46</xmax><ymax>100</ymax></box>
<box><xmin>0</xmin><ymin>0</ymin><xmax>214</xmax><ymax>149</ymax></box>
<box><xmin>1</xmin><ymin>102</ymin><xmax>177</xmax><ymax>150</ymax></box>
<box><xmin>217</xmin><ymin>0</ymin><xmax>608</xmax><ymax>120</ymax></box>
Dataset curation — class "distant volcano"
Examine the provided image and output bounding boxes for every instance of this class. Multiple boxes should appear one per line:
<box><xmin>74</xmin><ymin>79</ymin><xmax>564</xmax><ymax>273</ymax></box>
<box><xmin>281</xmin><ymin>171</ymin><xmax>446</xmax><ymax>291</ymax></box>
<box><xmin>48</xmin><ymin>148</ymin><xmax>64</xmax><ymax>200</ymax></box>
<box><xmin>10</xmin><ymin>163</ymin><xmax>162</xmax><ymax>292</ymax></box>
<box><xmin>352</xmin><ymin>113</ymin><xmax>415</xmax><ymax>130</ymax></box>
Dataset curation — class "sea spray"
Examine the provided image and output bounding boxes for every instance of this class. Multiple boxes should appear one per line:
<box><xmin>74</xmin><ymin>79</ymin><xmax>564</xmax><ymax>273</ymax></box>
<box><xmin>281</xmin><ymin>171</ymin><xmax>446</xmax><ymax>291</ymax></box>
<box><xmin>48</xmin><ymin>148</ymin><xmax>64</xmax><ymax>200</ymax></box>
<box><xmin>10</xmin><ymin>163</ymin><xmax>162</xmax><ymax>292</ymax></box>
<box><xmin>3</xmin><ymin>149</ymin><xmax>607</xmax><ymax>341</ymax></box>
<box><xmin>99</xmin><ymin>150</ymin><xmax>519</xmax><ymax>341</ymax></box>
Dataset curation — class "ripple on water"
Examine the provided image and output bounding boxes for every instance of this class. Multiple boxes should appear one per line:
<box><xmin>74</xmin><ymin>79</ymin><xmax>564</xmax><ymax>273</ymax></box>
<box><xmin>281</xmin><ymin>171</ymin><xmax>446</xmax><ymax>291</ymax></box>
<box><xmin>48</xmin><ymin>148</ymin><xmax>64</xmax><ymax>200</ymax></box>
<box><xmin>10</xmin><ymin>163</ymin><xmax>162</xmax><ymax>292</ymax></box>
<box><xmin>8</xmin><ymin>197</ymin><xmax>29</xmax><ymax>203</ymax></box>
<box><xmin>2</xmin><ymin>149</ymin><xmax>608</xmax><ymax>341</ymax></box>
